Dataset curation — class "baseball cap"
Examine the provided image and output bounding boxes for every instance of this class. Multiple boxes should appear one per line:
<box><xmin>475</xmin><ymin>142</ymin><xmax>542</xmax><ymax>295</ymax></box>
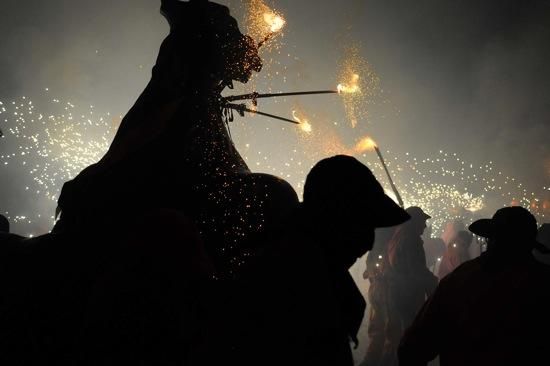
<box><xmin>304</xmin><ymin>155</ymin><xmax>410</xmax><ymax>228</ymax></box>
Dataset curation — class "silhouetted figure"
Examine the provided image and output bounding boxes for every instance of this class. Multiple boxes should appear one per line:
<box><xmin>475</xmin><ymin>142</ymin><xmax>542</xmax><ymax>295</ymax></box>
<box><xmin>380</xmin><ymin>206</ymin><xmax>438</xmax><ymax>366</ymax></box>
<box><xmin>2</xmin><ymin>1</ymin><xmax>298</xmax><ymax>365</ymax></box>
<box><xmin>0</xmin><ymin>214</ymin><xmax>9</xmax><ymax>233</ymax></box>
<box><xmin>77</xmin><ymin>210</ymin><xmax>213</xmax><ymax>366</ymax></box>
<box><xmin>225</xmin><ymin>155</ymin><xmax>410</xmax><ymax>366</ymax></box>
<box><xmin>399</xmin><ymin>207</ymin><xmax>550</xmax><ymax>366</ymax></box>
<box><xmin>360</xmin><ymin>227</ymin><xmax>397</xmax><ymax>366</ymax></box>
<box><xmin>437</xmin><ymin>230</ymin><xmax>473</xmax><ymax>279</ymax></box>
<box><xmin>53</xmin><ymin>0</ymin><xmax>296</xmax><ymax>277</ymax></box>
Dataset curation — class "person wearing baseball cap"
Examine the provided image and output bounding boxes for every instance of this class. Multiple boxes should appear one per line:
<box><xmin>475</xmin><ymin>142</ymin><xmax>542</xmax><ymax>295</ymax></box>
<box><xmin>227</xmin><ymin>155</ymin><xmax>410</xmax><ymax>366</ymax></box>
<box><xmin>303</xmin><ymin>155</ymin><xmax>411</xmax><ymax>268</ymax></box>
<box><xmin>399</xmin><ymin>206</ymin><xmax>550</xmax><ymax>366</ymax></box>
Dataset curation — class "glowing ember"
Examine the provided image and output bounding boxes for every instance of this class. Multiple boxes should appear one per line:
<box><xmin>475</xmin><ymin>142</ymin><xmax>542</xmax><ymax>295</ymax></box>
<box><xmin>292</xmin><ymin>110</ymin><xmax>313</xmax><ymax>133</ymax></box>
<box><xmin>300</xmin><ymin>121</ymin><xmax>312</xmax><ymax>133</ymax></box>
<box><xmin>337</xmin><ymin>45</ymin><xmax>382</xmax><ymax>128</ymax></box>
<box><xmin>337</xmin><ymin>74</ymin><xmax>361</xmax><ymax>94</ymax></box>
<box><xmin>263</xmin><ymin>12</ymin><xmax>286</xmax><ymax>33</ymax></box>
<box><xmin>246</xmin><ymin>0</ymin><xmax>286</xmax><ymax>46</ymax></box>
<box><xmin>354</xmin><ymin>136</ymin><xmax>377</xmax><ymax>153</ymax></box>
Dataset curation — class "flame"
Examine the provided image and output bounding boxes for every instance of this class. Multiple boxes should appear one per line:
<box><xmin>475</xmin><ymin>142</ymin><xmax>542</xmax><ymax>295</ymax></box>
<box><xmin>354</xmin><ymin>136</ymin><xmax>377</xmax><ymax>153</ymax></box>
<box><xmin>300</xmin><ymin>121</ymin><xmax>313</xmax><ymax>133</ymax></box>
<box><xmin>263</xmin><ymin>12</ymin><xmax>286</xmax><ymax>33</ymax></box>
<box><xmin>292</xmin><ymin>110</ymin><xmax>313</xmax><ymax>133</ymax></box>
<box><xmin>246</xmin><ymin>1</ymin><xmax>286</xmax><ymax>48</ymax></box>
<box><xmin>337</xmin><ymin>74</ymin><xmax>361</xmax><ymax>94</ymax></box>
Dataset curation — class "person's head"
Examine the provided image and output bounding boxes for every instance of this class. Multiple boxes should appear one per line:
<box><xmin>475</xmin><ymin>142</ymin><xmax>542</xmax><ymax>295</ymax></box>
<box><xmin>303</xmin><ymin>155</ymin><xmax>410</xmax><ymax>268</ymax></box>
<box><xmin>160</xmin><ymin>0</ymin><xmax>262</xmax><ymax>89</ymax></box>
<box><xmin>0</xmin><ymin>214</ymin><xmax>9</xmax><ymax>233</ymax></box>
<box><xmin>469</xmin><ymin>207</ymin><xmax>538</xmax><ymax>255</ymax></box>
<box><xmin>453</xmin><ymin>230</ymin><xmax>473</xmax><ymax>249</ymax></box>
<box><xmin>404</xmin><ymin>206</ymin><xmax>431</xmax><ymax>237</ymax></box>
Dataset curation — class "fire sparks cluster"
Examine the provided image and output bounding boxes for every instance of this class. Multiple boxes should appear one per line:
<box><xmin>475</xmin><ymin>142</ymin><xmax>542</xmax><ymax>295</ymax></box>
<box><xmin>337</xmin><ymin>46</ymin><xmax>381</xmax><ymax>128</ymax></box>
<box><xmin>292</xmin><ymin>109</ymin><xmax>313</xmax><ymax>134</ymax></box>
<box><xmin>0</xmin><ymin>92</ymin><xmax>117</xmax><ymax>234</ymax></box>
<box><xmin>337</xmin><ymin>74</ymin><xmax>361</xmax><ymax>95</ymax></box>
<box><xmin>1</xmin><ymin>92</ymin><xmax>548</xmax><ymax>237</ymax></box>
<box><xmin>245</xmin><ymin>0</ymin><xmax>286</xmax><ymax>51</ymax></box>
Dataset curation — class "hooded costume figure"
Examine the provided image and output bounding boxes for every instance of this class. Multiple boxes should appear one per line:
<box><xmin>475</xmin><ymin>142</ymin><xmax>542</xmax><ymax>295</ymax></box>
<box><xmin>1</xmin><ymin>2</ymin><xmax>298</xmax><ymax>364</ymax></box>
<box><xmin>54</xmin><ymin>0</ymin><xmax>298</xmax><ymax>276</ymax></box>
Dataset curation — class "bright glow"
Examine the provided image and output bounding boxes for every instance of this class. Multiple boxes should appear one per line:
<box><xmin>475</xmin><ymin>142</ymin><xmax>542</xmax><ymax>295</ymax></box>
<box><xmin>292</xmin><ymin>110</ymin><xmax>313</xmax><ymax>134</ymax></box>
<box><xmin>337</xmin><ymin>74</ymin><xmax>360</xmax><ymax>94</ymax></box>
<box><xmin>354</xmin><ymin>136</ymin><xmax>377</xmax><ymax>153</ymax></box>
<box><xmin>263</xmin><ymin>12</ymin><xmax>286</xmax><ymax>33</ymax></box>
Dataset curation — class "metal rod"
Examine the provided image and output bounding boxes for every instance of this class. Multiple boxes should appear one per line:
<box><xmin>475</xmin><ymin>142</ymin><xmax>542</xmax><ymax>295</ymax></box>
<box><xmin>374</xmin><ymin>146</ymin><xmax>405</xmax><ymax>208</ymax></box>
<box><xmin>224</xmin><ymin>90</ymin><xmax>337</xmax><ymax>102</ymax></box>
<box><xmin>225</xmin><ymin>104</ymin><xmax>299</xmax><ymax>125</ymax></box>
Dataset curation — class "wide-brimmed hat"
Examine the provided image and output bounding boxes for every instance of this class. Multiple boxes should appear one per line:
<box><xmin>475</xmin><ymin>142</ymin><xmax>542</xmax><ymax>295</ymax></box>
<box><xmin>304</xmin><ymin>155</ymin><xmax>410</xmax><ymax>228</ymax></box>
<box><xmin>469</xmin><ymin>206</ymin><xmax>538</xmax><ymax>240</ymax></box>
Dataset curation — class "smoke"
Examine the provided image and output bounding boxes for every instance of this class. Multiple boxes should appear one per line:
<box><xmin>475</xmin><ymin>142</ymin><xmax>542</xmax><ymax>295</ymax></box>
<box><xmin>0</xmin><ymin>0</ymin><xmax>165</xmax><ymax>111</ymax></box>
<box><xmin>345</xmin><ymin>0</ymin><xmax>550</xmax><ymax>184</ymax></box>
<box><xmin>1</xmin><ymin>0</ymin><xmax>549</xmax><ymax>234</ymax></box>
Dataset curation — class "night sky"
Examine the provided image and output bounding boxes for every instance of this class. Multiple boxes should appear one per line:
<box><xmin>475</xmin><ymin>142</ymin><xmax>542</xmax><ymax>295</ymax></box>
<box><xmin>1</xmin><ymin>0</ymin><xmax>550</xmax><ymax>235</ymax></box>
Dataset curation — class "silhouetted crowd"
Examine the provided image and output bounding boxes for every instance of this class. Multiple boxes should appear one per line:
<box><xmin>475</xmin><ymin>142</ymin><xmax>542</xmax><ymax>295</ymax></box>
<box><xmin>1</xmin><ymin>1</ymin><xmax>550</xmax><ymax>365</ymax></box>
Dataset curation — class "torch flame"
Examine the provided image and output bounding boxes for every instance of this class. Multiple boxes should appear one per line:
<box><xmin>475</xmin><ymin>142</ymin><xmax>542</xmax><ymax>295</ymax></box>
<box><xmin>300</xmin><ymin>121</ymin><xmax>313</xmax><ymax>133</ymax></box>
<box><xmin>264</xmin><ymin>12</ymin><xmax>286</xmax><ymax>33</ymax></box>
<box><xmin>354</xmin><ymin>136</ymin><xmax>377</xmax><ymax>153</ymax></box>
<box><xmin>292</xmin><ymin>110</ymin><xmax>313</xmax><ymax>133</ymax></box>
<box><xmin>337</xmin><ymin>73</ymin><xmax>360</xmax><ymax>94</ymax></box>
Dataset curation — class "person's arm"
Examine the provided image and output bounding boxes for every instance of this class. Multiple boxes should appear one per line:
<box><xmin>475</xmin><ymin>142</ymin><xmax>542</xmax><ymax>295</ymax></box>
<box><xmin>398</xmin><ymin>279</ymin><xmax>449</xmax><ymax>366</ymax></box>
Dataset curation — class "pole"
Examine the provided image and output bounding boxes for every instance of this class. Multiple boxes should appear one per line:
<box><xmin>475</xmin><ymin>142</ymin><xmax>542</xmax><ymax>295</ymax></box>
<box><xmin>225</xmin><ymin>104</ymin><xmax>299</xmax><ymax>125</ymax></box>
<box><xmin>374</xmin><ymin>146</ymin><xmax>405</xmax><ymax>208</ymax></box>
<box><xmin>223</xmin><ymin>90</ymin><xmax>337</xmax><ymax>103</ymax></box>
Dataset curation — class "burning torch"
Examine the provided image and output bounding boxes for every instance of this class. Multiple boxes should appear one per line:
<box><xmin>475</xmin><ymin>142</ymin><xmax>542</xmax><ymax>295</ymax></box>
<box><xmin>258</xmin><ymin>12</ymin><xmax>286</xmax><ymax>49</ymax></box>
<box><xmin>221</xmin><ymin>77</ymin><xmax>360</xmax><ymax>126</ymax></box>
<box><xmin>356</xmin><ymin>137</ymin><xmax>405</xmax><ymax>208</ymax></box>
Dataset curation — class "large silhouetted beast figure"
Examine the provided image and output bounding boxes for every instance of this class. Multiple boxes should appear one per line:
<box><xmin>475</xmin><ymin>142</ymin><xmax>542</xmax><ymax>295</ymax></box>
<box><xmin>1</xmin><ymin>1</ymin><xmax>299</xmax><ymax>365</ymax></box>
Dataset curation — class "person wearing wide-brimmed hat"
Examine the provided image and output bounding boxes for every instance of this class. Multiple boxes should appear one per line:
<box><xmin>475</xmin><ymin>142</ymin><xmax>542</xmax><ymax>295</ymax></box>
<box><xmin>398</xmin><ymin>206</ymin><xmax>550</xmax><ymax>366</ymax></box>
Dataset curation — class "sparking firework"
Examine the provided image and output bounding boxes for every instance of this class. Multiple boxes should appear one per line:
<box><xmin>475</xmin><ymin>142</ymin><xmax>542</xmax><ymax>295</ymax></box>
<box><xmin>245</xmin><ymin>0</ymin><xmax>286</xmax><ymax>51</ymax></box>
<box><xmin>0</xmin><ymin>92</ymin><xmax>117</xmax><ymax>234</ymax></box>
<box><xmin>292</xmin><ymin>109</ymin><xmax>313</xmax><ymax>134</ymax></box>
<box><xmin>337</xmin><ymin>45</ymin><xmax>381</xmax><ymax>128</ymax></box>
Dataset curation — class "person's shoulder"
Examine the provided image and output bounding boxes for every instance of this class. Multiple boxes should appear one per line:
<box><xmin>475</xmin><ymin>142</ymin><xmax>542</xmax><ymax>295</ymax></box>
<box><xmin>439</xmin><ymin>256</ymin><xmax>482</xmax><ymax>284</ymax></box>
